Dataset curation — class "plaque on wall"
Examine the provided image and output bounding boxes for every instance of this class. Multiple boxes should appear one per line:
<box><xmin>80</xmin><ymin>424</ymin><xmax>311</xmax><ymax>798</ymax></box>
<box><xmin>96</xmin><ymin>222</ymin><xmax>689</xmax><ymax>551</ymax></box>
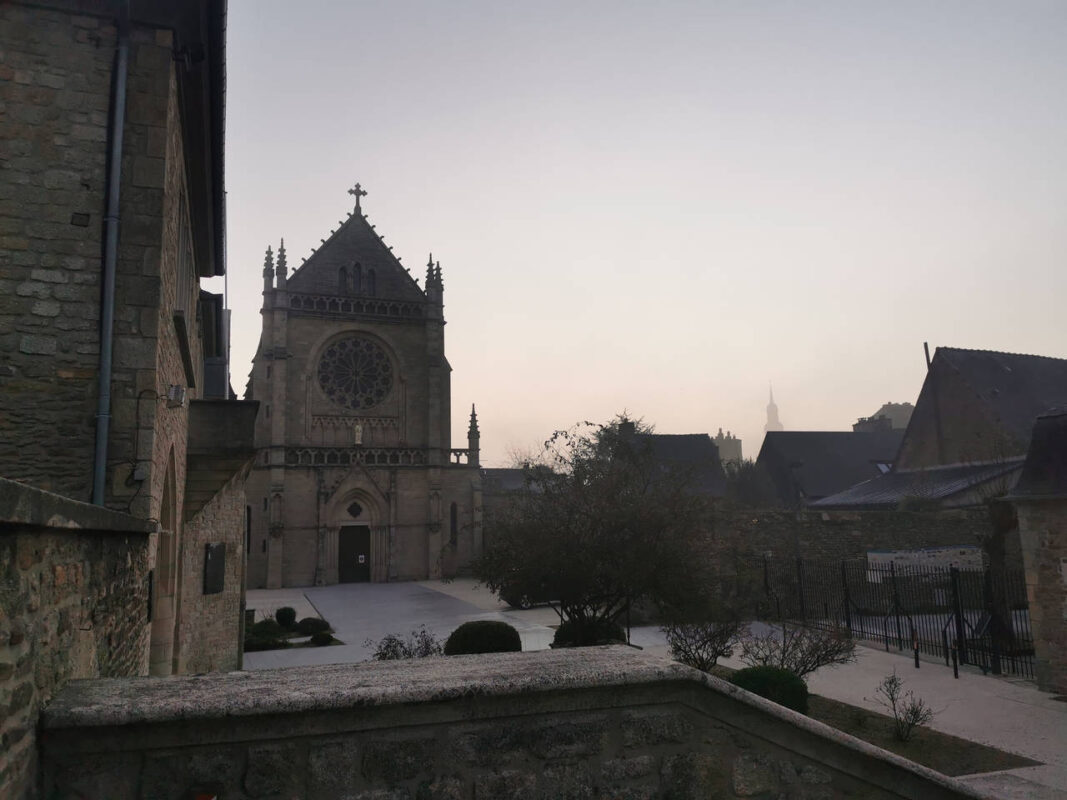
<box><xmin>203</xmin><ymin>542</ymin><xmax>225</xmax><ymax>595</ymax></box>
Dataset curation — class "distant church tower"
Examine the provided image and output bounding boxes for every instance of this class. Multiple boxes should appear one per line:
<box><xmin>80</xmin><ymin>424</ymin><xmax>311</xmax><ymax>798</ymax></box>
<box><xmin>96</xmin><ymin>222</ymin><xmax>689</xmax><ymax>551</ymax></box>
<box><xmin>244</xmin><ymin>184</ymin><xmax>482</xmax><ymax>588</ymax></box>
<box><xmin>765</xmin><ymin>385</ymin><xmax>784</xmax><ymax>433</ymax></box>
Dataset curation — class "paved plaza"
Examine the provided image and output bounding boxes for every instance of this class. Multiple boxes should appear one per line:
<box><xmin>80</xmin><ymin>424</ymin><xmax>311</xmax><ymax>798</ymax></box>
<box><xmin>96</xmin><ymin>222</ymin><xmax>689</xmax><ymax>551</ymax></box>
<box><xmin>244</xmin><ymin>580</ymin><xmax>1067</xmax><ymax>798</ymax></box>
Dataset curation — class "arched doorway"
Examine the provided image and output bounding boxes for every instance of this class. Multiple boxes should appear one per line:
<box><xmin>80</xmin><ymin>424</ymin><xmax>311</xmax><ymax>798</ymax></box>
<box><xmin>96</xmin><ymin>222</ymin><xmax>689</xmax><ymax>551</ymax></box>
<box><xmin>324</xmin><ymin>480</ymin><xmax>388</xmax><ymax>583</ymax></box>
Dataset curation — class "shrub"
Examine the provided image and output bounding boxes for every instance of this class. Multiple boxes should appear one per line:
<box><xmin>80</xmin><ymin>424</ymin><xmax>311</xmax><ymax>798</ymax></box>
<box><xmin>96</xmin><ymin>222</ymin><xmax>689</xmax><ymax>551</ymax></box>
<box><xmin>296</xmin><ymin>617</ymin><xmax>331</xmax><ymax>636</ymax></box>
<box><xmin>244</xmin><ymin>634</ymin><xmax>288</xmax><ymax>652</ymax></box>
<box><xmin>552</xmin><ymin>618</ymin><xmax>626</xmax><ymax>647</ymax></box>
<box><xmin>365</xmin><ymin>627</ymin><xmax>444</xmax><ymax>660</ymax></box>
<box><xmin>250</xmin><ymin>618</ymin><xmax>284</xmax><ymax>638</ymax></box>
<box><xmin>871</xmin><ymin>671</ymin><xmax>936</xmax><ymax>742</ymax></box>
<box><xmin>663</xmin><ymin>620</ymin><xmax>748</xmax><ymax>672</ymax></box>
<box><xmin>444</xmin><ymin>621</ymin><xmax>522</xmax><ymax>655</ymax></box>
<box><xmin>310</xmin><ymin>631</ymin><xmax>334</xmax><ymax>647</ymax></box>
<box><xmin>275</xmin><ymin>606</ymin><xmax>297</xmax><ymax>629</ymax></box>
<box><xmin>740</xmin><ymin>624</ymin><xmax>856</xmax><ymax>679</ymax></box>
<box><xmin>730</xmin><ymin>666</ymin><xmax>809</xmax><ymax>714</ymax></box>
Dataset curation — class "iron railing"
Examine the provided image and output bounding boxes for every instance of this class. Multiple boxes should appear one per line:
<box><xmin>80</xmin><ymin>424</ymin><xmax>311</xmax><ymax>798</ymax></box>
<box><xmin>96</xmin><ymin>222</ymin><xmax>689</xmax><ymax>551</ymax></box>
<box><xmin>759</xmin><ymin>557</ymin><xmax>1034</xmax><ymax>679</ymax></box>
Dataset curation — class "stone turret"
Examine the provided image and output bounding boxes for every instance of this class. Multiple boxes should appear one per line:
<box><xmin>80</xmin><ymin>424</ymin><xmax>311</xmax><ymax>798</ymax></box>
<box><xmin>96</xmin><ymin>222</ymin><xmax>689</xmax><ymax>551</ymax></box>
<box><xmin>467</xmin><ymin>405</ymin><xmax>480</xmax><ymax>468</ymax></box>
<box><xmin>262</xmin><ymin>245</ymin><xmax>274</xmax><ymax>294</ymax></box>
<box><xmin>275</xmin><ymin>239</ymin><xmax>287</xmax><ymax>288</ymax></box>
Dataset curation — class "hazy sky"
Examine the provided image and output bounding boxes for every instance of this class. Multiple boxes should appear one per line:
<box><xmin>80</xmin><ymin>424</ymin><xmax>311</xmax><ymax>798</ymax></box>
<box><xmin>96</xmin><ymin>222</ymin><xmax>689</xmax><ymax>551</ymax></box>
<box><xmin>214</xmin><ymin>1</ymin><xmax>1067</xmax><ymax>466</ymax></box>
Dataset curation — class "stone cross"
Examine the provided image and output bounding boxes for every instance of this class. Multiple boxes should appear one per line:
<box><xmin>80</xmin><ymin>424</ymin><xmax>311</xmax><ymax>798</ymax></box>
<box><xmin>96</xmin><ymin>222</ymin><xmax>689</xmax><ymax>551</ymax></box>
<box><xmin>348</xmin><ymin>182</ymin><xmax>368</xmax><ymax>212</ymax></box>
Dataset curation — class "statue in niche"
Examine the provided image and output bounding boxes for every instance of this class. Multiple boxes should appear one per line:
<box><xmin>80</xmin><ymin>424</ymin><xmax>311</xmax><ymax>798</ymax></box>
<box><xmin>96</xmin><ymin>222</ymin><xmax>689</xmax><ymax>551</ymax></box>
<box><xmin>352</xmin><ymin>421</ymin><xmax>363</xmax><ymax>445</ymax></box>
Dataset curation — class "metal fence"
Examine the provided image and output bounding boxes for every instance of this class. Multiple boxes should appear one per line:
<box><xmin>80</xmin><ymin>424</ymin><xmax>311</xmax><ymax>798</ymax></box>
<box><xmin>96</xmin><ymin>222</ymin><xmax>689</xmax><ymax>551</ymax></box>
<box><xmin>760</xmin><ymin>557</ymin><xmax>1035</xmax><ymax>679</ymax></box>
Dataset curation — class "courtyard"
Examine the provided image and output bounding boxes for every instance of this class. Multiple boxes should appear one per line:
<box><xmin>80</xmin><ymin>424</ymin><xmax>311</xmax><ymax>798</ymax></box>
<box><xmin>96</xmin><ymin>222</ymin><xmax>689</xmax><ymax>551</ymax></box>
<box><xmin>245</xmin><ymin>580</ymin><xmax>1067</xmax><ymax>799</ymax></box>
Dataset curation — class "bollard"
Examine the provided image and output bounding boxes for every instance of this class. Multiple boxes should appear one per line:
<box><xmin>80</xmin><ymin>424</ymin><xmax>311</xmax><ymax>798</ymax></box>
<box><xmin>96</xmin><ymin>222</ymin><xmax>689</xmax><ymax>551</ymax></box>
<box><xmin>951</xmin><ymin>639</ymin><xmax>959</xmax><ymax>679</ymax></box>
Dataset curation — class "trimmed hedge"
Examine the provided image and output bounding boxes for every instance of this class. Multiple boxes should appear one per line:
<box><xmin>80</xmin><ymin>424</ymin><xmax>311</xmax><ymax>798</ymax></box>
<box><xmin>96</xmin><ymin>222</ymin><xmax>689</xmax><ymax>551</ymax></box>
<box><xmin>730</xmin><ymin>666</ymin><xmax>809</xmax><ymax>714</ymax></box>
<box><xmin>552</xmin><ymin>618</ymin><xmax>626</xmax><ymax>648</ymax></box>
<box><xmin>250</xmin><ymin>619</ymin><xmax>284</xmax><ymax>638</ymax></box>
<box><xmin>296</xmin><ymin>617</ymin><xmax>331</xmax><ymax>636</ymax></box>
<box><xmin>444</xmin><ymin>621</ymin><xmax>522</xmax><ymax>655</ymax></box>
<box><xmin>244</xmin><ymin>635</ymin><xmax>288</xmax><ymax>652</ymax></box>
<box><xmin>275</xmin><ymin>606</ymin><xmax>297</xmax><ymax>629</ymax></box>
<box><xmin>310</xmin><ymin>631</ymin><xmax>334</xmax><ymax>647</ymax></box>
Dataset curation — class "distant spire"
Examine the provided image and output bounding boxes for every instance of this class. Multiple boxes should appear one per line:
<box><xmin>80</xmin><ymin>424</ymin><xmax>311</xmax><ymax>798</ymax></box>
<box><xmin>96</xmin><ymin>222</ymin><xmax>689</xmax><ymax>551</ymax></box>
<box><xmin>348</xmin><ymin>182</ymin><xmax>368</xmax><ymax>212</ymax></box>
<box><xmin>765</xmin><ymin>383</ymin><xmax>783</xmax><ymax>433</ymax></box>
<box><xmin>435</xmin><ymin>260</ymin><xmax>443</xmax><ymax>287</ymax></box>
<box><xmin>468</xmin><ymin>404</ymin><xmax>479</xmax><ymax>436</ymax></box>
<box><xmin>276</xmin><ymin>238</ymin><xmax>287</xmax><ymax>278</ymax></box>
<box><xmin>263</xmin><ymin>245</ymin><xmax>274</xmax><ymax>276</ymax></box>
<box><xmin>426</xmin><ymin>253</ymin><xmax>435</xmax><ymax>286</ymax></box>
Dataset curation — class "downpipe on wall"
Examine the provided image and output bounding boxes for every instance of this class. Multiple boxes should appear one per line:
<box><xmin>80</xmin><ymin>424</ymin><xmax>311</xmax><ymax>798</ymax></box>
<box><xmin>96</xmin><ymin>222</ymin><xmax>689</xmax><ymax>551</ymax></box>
<box><xmin>92</xmin><ymin>4</ymin><xmax>130</xmax><ymax>505</ymax></box>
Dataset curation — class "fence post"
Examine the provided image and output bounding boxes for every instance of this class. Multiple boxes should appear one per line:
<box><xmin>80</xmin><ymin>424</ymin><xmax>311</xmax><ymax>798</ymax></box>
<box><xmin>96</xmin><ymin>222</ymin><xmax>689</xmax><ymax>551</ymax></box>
<box><xmin>951</xmin><ymin>567</ymin><xmax>968</xmax><ymax>665</ymax></box>
<box><xmin>796</xmin><ymin>557</ymin><xmax>806</xmax><ymax>624</ymax></box>
<box><xmin>983</xmin><ymin>567</ymin><xmax>1002</xmax><ymax>676</ymax></box>
<box><xmin>840</xmin><ymin>561</ymin><xmax>852</xmax><ymax>635</ymax></box>
<box><xmin>890</xmin><ymin>561</ymin><xmax>904</xmax><ymax>649</ymax></box>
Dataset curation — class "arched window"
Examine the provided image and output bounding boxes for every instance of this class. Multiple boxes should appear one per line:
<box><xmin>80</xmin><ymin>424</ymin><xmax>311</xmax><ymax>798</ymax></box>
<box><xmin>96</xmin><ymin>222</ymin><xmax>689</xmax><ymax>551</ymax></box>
<box><xmin>449</xmin><ymin>502</ymin><xmax>458</xmax><ymax>546</ymax></box>
<box><xmin>353</xmin><ymin>262</ymin><xmax>362</xmax><ymax>294</ymax></box>
<box><xmin>367</xmin><ymin>269</ymin><xmax>377</xmax><ymax>296</ymax></box>
<box><xmin>338</xmin><ymin>265</ymin><xmax>349</xmax><ymax>294</ymax></box>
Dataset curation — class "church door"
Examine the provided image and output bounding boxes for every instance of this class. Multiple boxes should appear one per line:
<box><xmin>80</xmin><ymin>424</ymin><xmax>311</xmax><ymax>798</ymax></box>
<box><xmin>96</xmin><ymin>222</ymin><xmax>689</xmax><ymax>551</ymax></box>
<box><xmin>338</xmin><ymin>525</ymin><xmax>371</xmax><ymax>582</ymax></box>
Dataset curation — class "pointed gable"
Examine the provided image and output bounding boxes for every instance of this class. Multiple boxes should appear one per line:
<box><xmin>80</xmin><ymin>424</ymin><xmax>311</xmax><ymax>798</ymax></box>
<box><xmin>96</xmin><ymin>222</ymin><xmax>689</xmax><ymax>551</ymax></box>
<box><xmin>286</xmin><ymin>211</ymin><xmax>427</xmax><ymax>303</ymax></box>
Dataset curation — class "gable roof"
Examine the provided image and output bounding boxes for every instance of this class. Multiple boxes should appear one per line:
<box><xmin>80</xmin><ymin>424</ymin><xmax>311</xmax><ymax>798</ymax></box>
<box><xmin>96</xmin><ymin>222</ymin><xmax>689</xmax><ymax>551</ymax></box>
<box><xmin>637</xmin><ymin>433</ymin><xmax>726</xmax><ymax>497</ymax></box>
<box><xmin>1012</xmin><ymin>412</ymin><xmax>1067</xmax><ymax>498</ymax></box>
<box><xmin>757</xmin><ymin>430</ymin><xmax>904</xmax><ymax>504</ymax></box>
<box><xmin>934</xmin><ymin>348</ymin><xmax>1067</xmax><ymax>448</ymax></box>
<box><xmin>811</xmin><ymin>459</ymin><xmax>1023</xmax><ymax>510</ymax></box>
<box><xmin>286</xmin><ymin>209</ymin><xmax>428</xmax><ymax>303</ymax></box>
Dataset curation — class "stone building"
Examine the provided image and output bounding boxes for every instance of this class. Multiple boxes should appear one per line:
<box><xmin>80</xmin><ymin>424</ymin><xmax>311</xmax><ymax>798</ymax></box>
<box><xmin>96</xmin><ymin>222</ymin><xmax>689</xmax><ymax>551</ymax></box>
<box><xmin>814</xmin><ymin>348</ymin><xmax>1067</xmax><ymax>510</ymax></box>
<box><xmin>713</xmin><ymin>427</ymin><xmax>742</xmax><ymax>465</ymax></box>
<box><xmin>0</xmin><ymin>0</ymin><xmax>255</xmax><ymax>680</ymax></box>
<box><xmin>245</xmin><ymin>188</ymin><xmax>482</xmax><ymax>587</ymax></box>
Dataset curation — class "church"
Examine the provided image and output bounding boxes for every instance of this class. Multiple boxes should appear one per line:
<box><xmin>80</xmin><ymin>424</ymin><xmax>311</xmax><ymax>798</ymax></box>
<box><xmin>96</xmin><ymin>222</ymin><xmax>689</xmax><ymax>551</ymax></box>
<box><xmin>245</xmin><ymin>185</ymin><xmax>483</xmax><ymax>587</ymax></box>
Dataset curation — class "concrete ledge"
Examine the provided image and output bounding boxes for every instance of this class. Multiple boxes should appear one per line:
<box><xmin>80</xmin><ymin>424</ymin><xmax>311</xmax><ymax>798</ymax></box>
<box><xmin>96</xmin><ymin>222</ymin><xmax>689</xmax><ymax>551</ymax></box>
<box><xmin>43</xmin><ymin>648</ymin><xmax>986</xmax><ymax>799</ymax></box>
<box><xmin>0</xmin><ymin>477</ymin><xmax>152</xmax><ymax>534</ymax></box>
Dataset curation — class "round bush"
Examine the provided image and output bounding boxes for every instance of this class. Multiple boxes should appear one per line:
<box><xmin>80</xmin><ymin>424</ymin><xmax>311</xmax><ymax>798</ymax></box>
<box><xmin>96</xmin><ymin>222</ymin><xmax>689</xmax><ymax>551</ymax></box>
<box><xmin>310</xmin><ymin>631</ymin><xmax>334</xmax><ymax>647</ymax></box>
<box><xmin>275</xmin><ymin>606</ymin><xmax>297</xmax><ymax>629</ymax></box>
<box><xmin>444</xmin><ymin>621</ymin><xmax>522</xmax><ymax>655</ymax></box>
<box><xmin>296</xmin><ymin>617</ymin><xmax>331</xmax><ymax>636</ymax></box>
<box><xmin>552</xmin><ymin>618</ymin><xmax>626</xmax><ymax>647</ymax></box>
<box><xmin>250</xmin><ymin>618</ymin><xmax>284</xmax><ymax>638</ymax></box>
<box><xmin>730</xmin><ymin>666</ymin><xmax>809</xmax><ymax>714</ymax></box>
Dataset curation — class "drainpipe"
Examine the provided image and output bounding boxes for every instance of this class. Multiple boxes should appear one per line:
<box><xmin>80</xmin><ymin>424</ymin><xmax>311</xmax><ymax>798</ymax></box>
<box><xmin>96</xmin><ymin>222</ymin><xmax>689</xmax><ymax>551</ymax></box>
<box><xmin>92</xmin><ymin>5</ymin><xmax>130</xmax><ymax>505</ymax></box>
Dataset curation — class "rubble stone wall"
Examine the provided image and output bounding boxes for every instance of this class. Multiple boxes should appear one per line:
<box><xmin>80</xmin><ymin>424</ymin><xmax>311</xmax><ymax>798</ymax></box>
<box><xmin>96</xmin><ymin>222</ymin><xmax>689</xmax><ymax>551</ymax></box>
<box><xmin>1016</xmin><ymin>499</ymin><xmax>1067</xmax><ymax>693</ymax></box>
<box><xmin>41</xmin><ymin>649</ymin><xmax>979</xmax><ymax>800</ymax></box>
<box><xmin>0</xmin><ymin>480</ymin><xmax>151</xmax><ymax>800</ymax></box>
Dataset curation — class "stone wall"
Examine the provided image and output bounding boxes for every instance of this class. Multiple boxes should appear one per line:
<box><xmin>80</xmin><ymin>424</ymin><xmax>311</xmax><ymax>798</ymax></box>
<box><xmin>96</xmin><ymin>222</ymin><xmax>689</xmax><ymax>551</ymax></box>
<box><xmin>1016</xmin><ymin>499</ymin><xmax>1067</xmax><ymax>693</ymax></box>
<box><xmin>0</xmin><ymin>4</ymin><xmax>186</xmax><ymax>514</ymax></box>
<box><xmin>173</xmin><ymin>470</ymin><xmax>248</xmax><ymax>675</ymax></box>
<box><xmin>0</xmin><ymin>479</ymin><xmax>151</xmax><ymax>800</ymax></box>
<box><xmin>710</xmin><ymin>507</ymin><xmax>1008</xmax><ymax>567</ymax></box>
<box><xmin>40</xmin><ymin>648</ymin><xmax>981</xmax><ymax>800</ymax></box>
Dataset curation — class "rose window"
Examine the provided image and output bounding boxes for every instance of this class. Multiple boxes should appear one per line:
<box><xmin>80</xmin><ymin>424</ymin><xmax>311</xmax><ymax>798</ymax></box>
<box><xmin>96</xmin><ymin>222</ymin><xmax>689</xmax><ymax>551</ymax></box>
<box><xmin>317</xmin><ymin>336</ymin><xmax>393</xmax><ymax>410</ymax></box>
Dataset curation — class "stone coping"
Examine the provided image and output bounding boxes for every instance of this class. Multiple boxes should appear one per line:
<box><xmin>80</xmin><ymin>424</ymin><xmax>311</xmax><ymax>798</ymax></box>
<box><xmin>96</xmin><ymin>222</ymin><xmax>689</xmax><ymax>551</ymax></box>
<box><xmin>0</xmin><ymin>477</ymin><xmax>152</xmax><ymax>534</ymax></box>
<box><xmin>42</xmin><ymin>647</ymin><xmax>985</xmax><ymax>798</ymax></box>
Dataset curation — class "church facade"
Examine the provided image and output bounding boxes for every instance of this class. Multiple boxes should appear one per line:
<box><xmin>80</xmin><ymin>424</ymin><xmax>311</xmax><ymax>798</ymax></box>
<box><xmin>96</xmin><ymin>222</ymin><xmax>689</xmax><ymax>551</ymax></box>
<box><xmin>245</xmin><ymin>187</ymin><xmax>482</xmax><ymax>587</ymax></box>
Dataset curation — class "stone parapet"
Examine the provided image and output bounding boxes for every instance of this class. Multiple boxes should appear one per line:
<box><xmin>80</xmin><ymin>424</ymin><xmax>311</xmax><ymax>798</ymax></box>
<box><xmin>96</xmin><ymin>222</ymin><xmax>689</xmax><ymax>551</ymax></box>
<box><xmin>41</xmin><ymin>647</ymin><xmax>982</xmax><ymax>799</ymax></box>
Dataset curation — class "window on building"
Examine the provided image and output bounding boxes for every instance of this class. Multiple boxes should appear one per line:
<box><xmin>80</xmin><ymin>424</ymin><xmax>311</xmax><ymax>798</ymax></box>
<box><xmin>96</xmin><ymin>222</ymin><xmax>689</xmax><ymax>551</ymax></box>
<box><xmin>353</xmin><ymin>262</ymin><xmax>362</xmax><ymax>293</ymax></box>
<box><xmin>367</xmin><ymin>269</ymin><xmax>376</xmax><ymax>296</ymax></box>
<box><xmin>339</xmin><ymin>265</ymin><xmax>349</xmax><ymax>294</ymax></box>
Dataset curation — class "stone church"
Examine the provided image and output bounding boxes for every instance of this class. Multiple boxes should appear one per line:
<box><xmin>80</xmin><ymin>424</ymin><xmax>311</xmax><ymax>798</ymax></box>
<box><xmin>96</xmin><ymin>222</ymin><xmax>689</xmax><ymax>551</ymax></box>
<box><xmin>245</xmin><ymin>186</ymin><xmax>482</xmax><ymax>587</ymax></box>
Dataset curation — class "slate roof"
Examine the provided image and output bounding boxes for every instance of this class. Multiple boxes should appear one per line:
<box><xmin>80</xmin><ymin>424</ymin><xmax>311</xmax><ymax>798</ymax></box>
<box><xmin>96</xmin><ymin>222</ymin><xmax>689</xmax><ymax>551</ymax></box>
<box><xmin>756</xmin><ymin>430</ymin><xmax>904</xmax><ymax>503</ymax></box>
<box><xmin>934</xmin><ymin>348</ymin><xmax>1067</xmax><ymax>448</ymax></box>
<box><xmin>286</xmin><ymin>209</ymin><xmax>428</xmax><ymax>302</ymax></box>
<box><xmin>811</xmin><ymin>459</ymin><xmax>1024</xmax><ymax>509</ymax></box>
<box><xmin>637</xmin><ymin>433</ymin><xmax>726</xmax><ymax>497</ymax></box>
<box><xmin>1012</xmin><ymin>412</ymin><xmax>1067</xmax><ymax>498</ymax></box>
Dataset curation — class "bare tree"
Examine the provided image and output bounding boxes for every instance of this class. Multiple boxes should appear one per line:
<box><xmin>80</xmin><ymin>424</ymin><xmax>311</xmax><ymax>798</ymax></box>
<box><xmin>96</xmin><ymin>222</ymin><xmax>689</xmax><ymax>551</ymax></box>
<box><xmin>740</xmin><ymin>624</ymin><xmax>856</xmax><ymax>679</ymax></box>
<box><xmin>664</xmin><ymin>619</ymin><xmax>748</xmax><ymax>672</ymax></box>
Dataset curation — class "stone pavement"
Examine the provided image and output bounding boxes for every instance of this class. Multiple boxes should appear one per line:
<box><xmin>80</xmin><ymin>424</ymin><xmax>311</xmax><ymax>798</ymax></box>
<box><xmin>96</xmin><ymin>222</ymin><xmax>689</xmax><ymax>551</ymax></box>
<box><xmin>242</xmin><ymin>580</ymin><xmax>1067</xmax><ymax>797</ymax></box>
